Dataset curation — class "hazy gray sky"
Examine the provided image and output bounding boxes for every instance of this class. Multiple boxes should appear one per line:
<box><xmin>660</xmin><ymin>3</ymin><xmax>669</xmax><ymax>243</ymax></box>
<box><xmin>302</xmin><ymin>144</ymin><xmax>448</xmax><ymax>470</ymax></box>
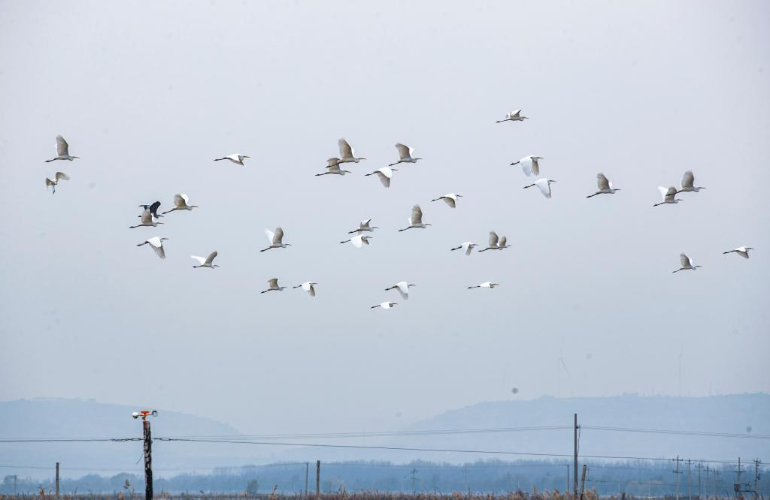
<box><xmin>1</xmin><ymin>0</ymin><xmax>768</xmax><ymax>435</ymax></box>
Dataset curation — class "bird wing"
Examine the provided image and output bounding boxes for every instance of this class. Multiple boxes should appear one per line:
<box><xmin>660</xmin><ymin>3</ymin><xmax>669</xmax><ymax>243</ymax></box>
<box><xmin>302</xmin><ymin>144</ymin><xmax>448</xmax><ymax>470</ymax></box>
<box><xmin>351</xmin><ymin>235</ymin><xmax>364</xmax><ymax>248</ymax></box>
<box><xmin>597</xmin><ymin>173</ymin><xmax>610</xmax><ymax>191</ymax></box>
<box><xmin>510</xmin><ymin>109</ymin><xmax>522</xmax><ymax>118</ymax></box>
<box><xmin>173</xmin><ymin>194</ymin><xmax>185</xmax><ymax>208</ymax></box>
<box><xmin>464</xmin><ymin>242</ymin><xmax>474</xmax><ymax>255</ymax></box>
<box><xmin>301</xmin><ymin>282</ymin><xmax>312</xmax><ymax>292</ymax></box>
<box><xmin>55</xmin><ymin>172</ymin><xmax>70</xmax><ymax>181</ymax></box>
<box><xmin>56</xmin><ymin>135</ymin><xmax>69</xmax><ymax>156</ymax></box>
<box><xmin>396</xmin><ymin>282</ymin><xmax>409</xmax><ymax>300</ymax></box>
<box><xmin>140</xmin><ymin>209</ymin><xmax>153</xmax><ymax>224</ymax></box>
<box><xmin>410</xmin><ymin>205</ymin><xmax>423</xmax><ymax>225</ymax></box>
<box><xmin>376</xmin><ymin>170</ymin><xmax>391</xmax><ymax>188</ymax></box>
<box><xmin>149</xmin><ymin>201</ymin><xmax>161</xmax><ymax>217</ymax></box>
<box><xmin>499</xmin><ymin>236</ymin><xmax>507</xmax><ymax>248</ymax></box>
<box><xmin>191</xmin><ymin>256</ymin><xmax>206</xmax><ymax>265</ymax></box>
<box><xmin>360</xmin><ymin>218</ymin><xmax>372</xmax><ymax>228</ymax></box>
<box><xmin>395</xmin><ymin>143</ymin><xmax>411</xmax><ymax>160</ymax></box>
<box><xmin>205</xmin><ymin>251</ymin><xmax>218</xmax><ymax>265</ymax></box>
<box><xmin>520</xmin><ymin>157</ymin><xmax>534</xmax><ymax>177</ymax></box>
<box><xmin>536</xmin><ymin>179</ymin><xmax>552</xmax><ymax>198</ymax></box>
<box><xmin>657</xmin><ymin>186</ymin><xmax>669</xmax><ymax>200</ymax></box>
<box><xmin>338</xmin><ymin>138</ymin><xmax>353</xmax><ymax>158</ymax></box>
<box><xmin>268</xmin><ymin>278</ymin><xmax>279</xmax><ymax>289</ymax></box>
<box><xmin>327</xmin><ymin>164</ymin><xmax>341</xmax><ymax>174</ymax></box>
<box><xmin>665</xmin><ymin>186</ymin><xmax>678</xmax><ymax>201</ymax></box>
<box><xmin>443</xmin><ymin>196</ymin><xmax>456</xmax><ymax>208</ymax></box>
<box><xmin>682</xmin><ymin>170</ymin><xmax>694</xmax><ymax>189</ymax></box>
<box><xmin>265</xmin><ymin>229</ymin><xmax>275</xmax><ymax>244</ymax></box>
<box><xmin>180</xmin><ymin>193</ymin><xmax>190</xmax><ymax>205</ymax></box>
<box><xmin>680</xmin><ymin>253</ymin><xmax>690</xmax><ymax>267</ymax></box>
<box><xmin>531</xmin><ymin>157</ymin><xmax>540</xmax><ymax>177</ymax></box>
<box><xmin>152</xmin><ymin>241</ymin><xmax>166</xmax><ymax>259</ymax></box>
<box><xmin>488</xmin><ymin>231</ymin><xmax>499</xmax><ymax>247</ymax></box>
<box><xmin>326</xmin><ymin>157</ymin><xmax>341</xmax><ymax>167</ymax></box>
<box><xmin>45</xmin><ymin>178</ymin><xmax>54</xmax><ymax>187</ymax></box>
<box><xmin>362</xmin><ymin>236</ymin><xmax>371</xmax><ymax>245</ymax></box>
<box><xmin>308</xmin><ymin>284</ymin><xmax>316</xmax><ymax>297</ymax></box>
<box><xmin>274</xmin><ymin>227</ymin><xmax>284</xmax><ymax>245</ymax></box>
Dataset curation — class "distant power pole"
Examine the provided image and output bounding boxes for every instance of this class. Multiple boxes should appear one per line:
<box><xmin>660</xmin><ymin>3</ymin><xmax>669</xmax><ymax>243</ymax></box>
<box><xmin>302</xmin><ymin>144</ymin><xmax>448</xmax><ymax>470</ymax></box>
<box><xmin>696</xmin><ymin>463</ymin><xmax>703</xmax><ymax>499</ymax></box>
<box><xmin>410</xmin><ymin>467</ymin><xmax>418</xmax><ymax>494</ymax></box>
<box><xmin>132</xmin><ymin>410</ymin><xmax>158</xmax><ymax>500</ymax></box>
<box><xmin>753</xmin><ymin>459</ymin><xmax>762</xmax><ymax>498</ymax></box>
<box><xmin>579</xmin><ymin>465</ymin><xmax>588</xmax><ymax>500</ymax></box>
<box><xmin>315</xmin><ymin>460</ymin><xmax>320</xmax><ymax>500</ymax></box>
<box><xmin>687</xmin><ymin>459</ymin><xmax>693</xmax><ymax>500</ymax></box>
<box><xmin>714</xmin><ymin>469</ymin><xmax>720</xmax><ymax>499</ymax></box>
<box><xmin>55</xmin><ymin>462</ymin><xmax>60</xmax><ymax>498</ymax></box>
<box><xmin>673</xmin><ymin>456</ymin><xmax>684</xmax><ymax>500</ymax></box>
<box><xmin>305</xmin><ymin>462</ymin><xmax>309</xmax><ymax>498</ymax></box>
<box><xmin>705</xmin><ymin>467</ymin><xmax>711</xmax><ymax>500</ymax></box>
<box><xmin>573</xmin><ymin>414</ymin><xmax>579</xmax><ymax>498</ymax></box>
<box><xmin>737</xmin><ymin>457</ymin><xmax>743</xmax><ymax>499</ymax></box>
<box><xmin>566</xmin><ymin>465</ymin><xmax>569</xmax><ymax>496</ymax></box>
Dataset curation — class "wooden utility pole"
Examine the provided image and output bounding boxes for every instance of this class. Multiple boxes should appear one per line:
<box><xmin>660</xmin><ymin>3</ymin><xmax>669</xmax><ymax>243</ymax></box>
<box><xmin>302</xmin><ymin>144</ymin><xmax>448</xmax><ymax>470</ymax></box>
<box><xmin>674</xmin><ymin>456</ymin><xmax>683</xmax><ymax>500</ymax></box>
<box><xmin>305</xmin><ymin>462</ymin><xmax>309</xmax><ymax>498</ymax></box>
<box><xmin>143</xmin><ymin>419</ymin><xmax>153</xmax><ymax>500</ymax></box>
<box><xmin>55</xmin><ymin>462</ymin><xmax>60</xmax><ymax>498</ymax></box>
<box><xmin>566</xmin><ymin>465</ymin><xmax>569</xmax><ymax>496</ymax></box>
<box><xmin>753</xmin><ymin>459</ymin><xmax>762</xmax><ymax>499</ymax></box>
<box><xmin>315</xmin><ymin>460</ymin><xmax>320</xmax><ymax>500</ymax></box>
<box><xmin>573</xmin><ymin>414</ymin><xmax>579</xmax><ymax>498</ymax></box>
<box><xmin>410</xmin><ymin>467</ymin><xmax>418</xmax><ymax>494</ymax></box>
<box><xmin>579</xmin><ymin>464</ymin><xmax>587</xmax><ymax>500</ymax></box>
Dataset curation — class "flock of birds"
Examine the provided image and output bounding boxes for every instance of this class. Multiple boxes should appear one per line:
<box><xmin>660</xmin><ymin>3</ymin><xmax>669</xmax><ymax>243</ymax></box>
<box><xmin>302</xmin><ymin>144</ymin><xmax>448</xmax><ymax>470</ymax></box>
<box><xmin>44</xmin><ymin>113</ymin><xmax>754</xmax><ymax>309</ymax></box>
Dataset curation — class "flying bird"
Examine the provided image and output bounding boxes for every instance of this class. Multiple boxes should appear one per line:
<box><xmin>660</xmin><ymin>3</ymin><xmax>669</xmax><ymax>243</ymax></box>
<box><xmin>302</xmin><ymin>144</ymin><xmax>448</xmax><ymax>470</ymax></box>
<box><xmin>130</xmin><ymin>209</ymin><xmax>164</xmax><ymax>228</ymax></box>
<box><xmin>478</xmin><ymin>231</ymin><xmax>509</xmax><ymax>252</ymax></box>
<box><xmin>468</xmin><ymin>282</ymin><xmax>500</xmax><ymax>289</ymax></box>
<box><xmin>723</xmin><ymin>246</ymin><xmax>754</xmax><ymax>259</ymax></box>
<box><xmin>678</xmin><ymin>171</ymin><xmax>706</xmax><ymax>193</ymax></box>
<box><xmin>385</xmin><ymin>282</ymin><xmax>416</xmax><ymax>300</ymax></box>
<box><xmin>261</xmin><ymin>228</ymin><xmax>291</xmax><ymax>252</ymax></box>
<box><xmin>365</xmin><ymin>167</ymin><xmax>397</xmax><ymax>188</ymax></box>
<box><xmin>371</xmin><ymin>302</ymin><xmax>397</xmax><ymax>310</ymax></box>
<box><xmin>45</xmin><ymin>172</ymin><xmax>70</xmax><ymax>193</ymax></box>
<box><xmin>587</xmin><ymin>173</ymin><xmax>620</xmax><ymax>198</ymax></box>
<box><xmin>348</xmin><ymin>219</ymin><xmax>378</xmax><ymax>234</ymax></box>
<box><xmin>137</xmin><ymin>237</ymin><xmax>168</xmax><ymax>259</ymax></box>
<box><xmin>214</xmin><ymin>154</ymin><xmax>250</xmax><ymax>166</ymax></box>
<box><xmin>161</xmin><ymin>194</ymin><xmax>198</xmax><ymax>214</ymax></box>
<box><xmin>523</xmin><ymin>178</ymin><xmax>557</xmax><ymax>198</ymax></box>
<box><xmin>450</xmin><ymin>241</ymin><xmax>477</xmax><ymax>256</ymax></box>
<box><xmin>315</xmin><ymin>159</ymin><xmax>351</xmax><ymax>177</ymax></box>
<box><xmin>389</xmin><ymin>144</ymin><xmax>422</xmax><ymax>166</ymax></box>
<box><xmin>673</xmin><ymin>254</ymin><xmax>702</xmax><ymax>273</ymax></box>
<box><xmin>399</xmin><ymin>205</ymin><xmax>431</xmax><ymax>232</ymax></box>
<box><xmin>511</xmin><ymin>156</ymin><xmax>543</xmax><ymax>177</ymax></box>
<box><xmin>261</xmin><ymin>278</ymin><xmax>285</xmax><ymax>293</ymax></box>
<box><xmin>191</xmin><ymin>251</ymin><xmax>219</xmax><ymax>269</ymax></box>
<box><xmin>139</xmin><ymin>201</ymin><xmax>162</xmax><ymax>219</ymax></box>
<box><xmin>431</xmin><ymin>193</ymin><xmax>463</xmax><ymax>208</ymax></box>
<box><xmin>339</xmin><ymin>235</ymin><xmax>373</xmax><ymax>248</ymax></box>
<box><xmin>496</xmin><ymin>110</ymin><xmax>527</xmax><ymax>123</ymax></box>
<box><xmin>337</xmin><ymin>138</ymin><xmax>366</xmax><ymax>164</ymax></box>
<box><xmin>45</xmin><ymin>135</ymin><xmax>78</xmax><ymax>162</ymax></box>
<box><xmin>653</xmin><ymin>186</ymin><xmax>683</xmax><ymax>207</ymax></box>
<box><xmin>293</xmin><ymin>281</ymin><xmax>318</xmax><ymax>297</ymax></box>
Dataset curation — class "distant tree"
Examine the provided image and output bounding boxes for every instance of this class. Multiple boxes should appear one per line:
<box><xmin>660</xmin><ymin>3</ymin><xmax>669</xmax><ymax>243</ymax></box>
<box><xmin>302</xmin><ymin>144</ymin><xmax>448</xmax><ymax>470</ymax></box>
<box><xmin>246</xmin><ymin>479</ymin><xmax>259</xmax><ymax>494</ymax></box>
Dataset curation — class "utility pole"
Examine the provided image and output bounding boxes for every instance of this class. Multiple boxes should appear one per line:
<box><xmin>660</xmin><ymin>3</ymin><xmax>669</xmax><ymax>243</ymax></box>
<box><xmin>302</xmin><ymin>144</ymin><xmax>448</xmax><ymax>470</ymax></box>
<box><xmin>696</xmin><ymin>463</ymin><xmax>703</xmax><ymax>499</ymax></box>
<box><xmin>705</xmin><ymin>467</ymin><xmax>711</xmax><ymax>500</ymax></box>
<box><xmin>464</xmin><ymin>466</ymin><xmax>470</xmax><ymax>496</ymax></box>
<box><xmin>674</xmin><ymin>456</ymin><xmax>684</xmax><ymax>500</ymax></box>
<box><xmin>687</xmin><ymin>459</ymin><xmax>693</xmax><ymax>500</ymax></box>
<box><xmin>315</xmin><ymin>460</ymin><xmax>320</xmax><ymax>500</ymax></box>
<box><xmin>737</xmin><ymin>457</ymin><xmax>743</xmax><ymax>499</ymax></box>
<box><xmin>714</xmin><ymin>469</ymin><xmax>720</xmax><ymax>499</ymax></box>
<box><xmin>132</xmin><ymin>410</ymin><xmax>158</xmax><ymax>500</ymax></box>
<box><xmin>55</xmin><ymin>462</ymin><xmax>60</xmax><ymax>498</ymax></box>
<box><xmin>752</xmin><ymin>459</ymin><xmax>762</xmax><ymax>499</ymax></box>
<box><xmin>410</xmin><ymin>467</ymin><xmax>418</xmax><ymax>494</ymax></box>
<box><xmin>305</xmin><ymin>462</ymin><xmax>309</xmax><ymax>498</ymax></box>
<box><xmin>579</xmin><ymin>464</ymin><xmax>588</xmax><ymax>500</ymax></box>
<box><xmin>573</xmin><ymin>414</ymin><xmax>579</xmax><ymax>498</ymax></box>
<box><xmin>566</xmin><ymin>465</ymin><xmax>569</xmax><ymax>496</ymax></box>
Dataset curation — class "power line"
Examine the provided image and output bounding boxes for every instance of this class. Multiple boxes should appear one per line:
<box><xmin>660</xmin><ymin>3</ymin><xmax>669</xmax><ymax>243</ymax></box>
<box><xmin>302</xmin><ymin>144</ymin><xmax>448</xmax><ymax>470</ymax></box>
<box><xmin>583</xmin><ymin>426</ymin><xmax>770</xmax><ymax>440</ymax></box>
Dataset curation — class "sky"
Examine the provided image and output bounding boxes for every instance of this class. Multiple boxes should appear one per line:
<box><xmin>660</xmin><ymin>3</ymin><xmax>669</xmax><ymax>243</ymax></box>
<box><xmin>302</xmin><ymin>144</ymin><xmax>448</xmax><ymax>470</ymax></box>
<box><xmin>0</xmin><ymin>0</ymin><xmax>769</xmax><ymax>437</ymax></box>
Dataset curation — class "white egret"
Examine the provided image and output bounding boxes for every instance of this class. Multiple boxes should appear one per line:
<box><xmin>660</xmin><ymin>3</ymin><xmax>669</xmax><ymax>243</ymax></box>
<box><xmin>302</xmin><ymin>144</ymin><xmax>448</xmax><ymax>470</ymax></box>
<box><xmin>653</xmin><ymin>186</ymin><xmax>682</xmax><ymax>207</ymax></box>
<box><xmin>338</xmin><ymin>138</ymin><xmax>366</xmax><ymax>164</ymax></box>
<box><xmin>450</xmin><ymin>241</ymin><xmax>477</xmax><ymax>255</ymax></box>
<box><xmin>678</xmin><ymin>171</ymin><xmax>706</xmax><ymax>193</ymax></box>
<box><xmin>510</xmin><ymin>155</ymin><xmax>542</xmax><ymax>177</ymax></box>
<box><xmin>478</xmin><ymin>231</ymin><xmax>509</xmax><ymax>252</ymax></box>
<box><xmin>137</xmin><ymin>237</ymin><xmax>168</xmax><ymax>259</ymax></box>
<box><xmin>261</xmin><ymin>228</ymin><xmax>291</xmax><ymax>252</ymax></box>
<box><xmin>316</xmin><ymin>158</ymin><xmax>351</xmax><ymax>177</ymax></box>
<box><xmin>385</xmin><ymin>282</ymin><xmax>416</xmax><ymax>300</ymax></box>
<box><xmin>293</xmin><ymin>281</ymin><xmax>318</xmax><ymax>297</ymax></box>
<box><xmin>45</xmin><ymin>135</ymin><xmax>78</xmax><ymax>162</ymax></box>
<box><xmin>214</xmin><ymin>154</ymin><xmax>250</xmax><ymax>166</ymax></box>
<box><xmin>496</xmin><ymin>110</ymin><xmax>527</xmax><ymax>123</ymax></box>
<box><xmin>399</xmin><ymin>205</ymin><xmax>431</xmax><ymax>232</ymax></box>
<box><xmin>673</xmin><ymin>254</ymin><xmax>702</xmax><ymax>273</ymax></box>
<box><xmin>45</xmin><ymin>172</ymin><xmax>70</xmax><ymax>193</ymax></box>
<box><xmin>371</xmin><ymin>301</ymin><xmax>397</xmax><ymax>310</ymax></box>
<box><xmin>523</xmin><ymin>178</ymin><xmax>557</xmax><ymax>198</ymax></box>
<box><xmin>468</xmin><ymin>282</ymin><xmax>500</xmax><ymax>289</ymax></box>
<box><xmin>587</xmin><ymin>173</ymin><xmax>620</xmax><ymax>198</ymax></box>
<box><xmin>139</xmin><ymin>201</ymin><xmax>162</xmax><ymax>219</ymax></box>
<box><xmin>161</xmin><ymin>194</ymin><xmax>198</xmax><ymax>214</ymax></box>
<box><xmin>339</xmin><ymin>235</ymin><xmax>373</xmax><ymax>248</ymax></box>
<box><xmin>431</xmin><ymin>193</ymin><xmax>463</xmax><ymax>208</ymax></box>
<box><xmin>723</xmin><ymin>246</ymin><xmax>754</xmax><ymax>259</ymax></box>
<box><xmin>389</xmin><ymin>144</ymin><xmax>422</xmax><ymax>166</ymax></box>
<box><xmin>365</xmin><ymin>167</ymin><xmax>397</xmax><ymax>188</ymax></box>
<box><xmin>261</xmin><ymin>278</ymin><xmax>285</xmax><ymax>293</ymax></box>
<box><xmin>130</xmin><ymin>209</ymin><xmax>164</xmax><ymax>228</ymax></box>
<box><xmin>348</xmin><ymin>219</ymin><xmax>378</xmax><ymax>234</ymax></box>
<box><xmin>191</xmin><ymin>251</ymin><xmax>219</xmax><ymax>269</ymax></box>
